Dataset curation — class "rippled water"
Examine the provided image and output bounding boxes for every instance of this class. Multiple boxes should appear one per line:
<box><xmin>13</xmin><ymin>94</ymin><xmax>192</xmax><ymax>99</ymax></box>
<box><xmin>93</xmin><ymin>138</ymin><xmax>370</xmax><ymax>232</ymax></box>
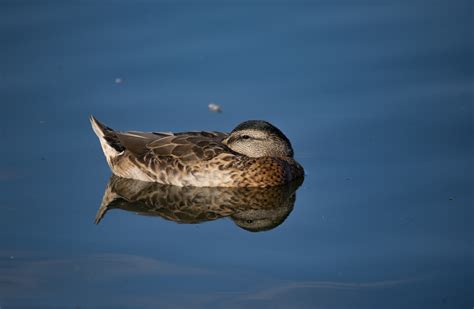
<box><xmin>1</xmin><ymin>1</ymin><xmax>472</xmax><ymax>308</ymax></box>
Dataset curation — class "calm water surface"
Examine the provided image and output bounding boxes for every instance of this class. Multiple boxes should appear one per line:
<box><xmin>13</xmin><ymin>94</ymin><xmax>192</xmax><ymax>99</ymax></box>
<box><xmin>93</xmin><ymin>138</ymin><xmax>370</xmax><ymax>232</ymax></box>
<box><xmin>1</xmin><ymin>1</ymin><xmax>472</xmax><ymax>308</ymax></box>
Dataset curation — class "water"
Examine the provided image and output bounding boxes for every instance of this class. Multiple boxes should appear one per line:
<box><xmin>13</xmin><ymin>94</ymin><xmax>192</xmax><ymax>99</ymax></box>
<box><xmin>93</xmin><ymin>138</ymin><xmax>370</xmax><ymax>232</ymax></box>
<box><xmin>1</xmin><ymin>1</ymin><xmax>472</xmax><ymax>308</ymax></box>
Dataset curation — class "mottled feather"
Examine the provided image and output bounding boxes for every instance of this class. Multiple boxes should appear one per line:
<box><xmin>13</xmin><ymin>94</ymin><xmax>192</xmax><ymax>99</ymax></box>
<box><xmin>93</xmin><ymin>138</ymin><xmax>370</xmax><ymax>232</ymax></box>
<box><xmin>145</xmin><ymin>132</ymin><xmax>230</xmax><ymax>162</ymax></box>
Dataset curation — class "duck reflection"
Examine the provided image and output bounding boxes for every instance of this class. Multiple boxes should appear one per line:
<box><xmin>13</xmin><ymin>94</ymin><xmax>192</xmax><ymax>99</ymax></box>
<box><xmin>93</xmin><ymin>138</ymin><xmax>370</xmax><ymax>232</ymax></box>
<box><xmin>95</xmin><ymin>175</ymin><xmax>304</xmax><ymax>232</ymax></box>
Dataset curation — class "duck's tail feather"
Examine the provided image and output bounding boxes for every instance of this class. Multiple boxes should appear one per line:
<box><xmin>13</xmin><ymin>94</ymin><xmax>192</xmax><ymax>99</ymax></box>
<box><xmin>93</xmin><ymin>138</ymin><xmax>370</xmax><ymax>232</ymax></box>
<box><xmin>90</xmin><ymin>116</ymin><xmax>125</xmax><ymax>165</ymax></box>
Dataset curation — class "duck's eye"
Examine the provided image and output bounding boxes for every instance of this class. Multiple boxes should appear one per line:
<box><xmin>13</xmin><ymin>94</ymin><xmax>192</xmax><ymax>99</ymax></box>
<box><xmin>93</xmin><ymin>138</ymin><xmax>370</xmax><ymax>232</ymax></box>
<box><xmin>241</xmin><ymin>135</ymin><xmax>251</xmax><ymax>140</ymax></box>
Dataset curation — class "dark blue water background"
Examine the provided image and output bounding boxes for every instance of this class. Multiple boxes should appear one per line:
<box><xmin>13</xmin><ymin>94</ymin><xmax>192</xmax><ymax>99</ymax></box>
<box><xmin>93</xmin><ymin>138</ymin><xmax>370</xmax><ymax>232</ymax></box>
<box><xmin>0</xmin><ymin>1</ymin><xmax>472</xmax><ymax>308</ymax></box>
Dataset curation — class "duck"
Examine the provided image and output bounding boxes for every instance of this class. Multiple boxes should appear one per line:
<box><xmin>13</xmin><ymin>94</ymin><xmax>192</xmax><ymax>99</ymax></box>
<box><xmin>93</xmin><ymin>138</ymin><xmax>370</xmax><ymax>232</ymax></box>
<box><xmin>90</xmin><ymin>116</ymin><xmax>304</xmax><ymax>187</ymax></box>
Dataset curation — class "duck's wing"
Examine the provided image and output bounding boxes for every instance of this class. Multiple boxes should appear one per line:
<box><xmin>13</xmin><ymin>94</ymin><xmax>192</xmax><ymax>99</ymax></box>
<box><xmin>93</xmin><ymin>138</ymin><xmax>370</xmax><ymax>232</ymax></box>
<box><xmin>113</xmin><ymin>131</ymin><xmax>173</xmax><ymax>156</ymax></box>
<box><xmin>90</xmin><ymin>116</ymin><xmax>160</xmax><ymax>156</ymax></box>
<box><xmin>91</xmin><ymin>116</ymin><xmax>230</xmax><ymax>164</ymax></box>
<box><xmin>144</xmin><ymin>131</ymin><xmax>231</xmax><ymax>162</ymax></box>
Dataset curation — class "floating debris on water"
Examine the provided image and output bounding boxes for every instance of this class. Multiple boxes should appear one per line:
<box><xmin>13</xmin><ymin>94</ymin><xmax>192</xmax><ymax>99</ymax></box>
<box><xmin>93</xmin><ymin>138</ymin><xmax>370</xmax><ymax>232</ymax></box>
<box><xmin>208</xmin><ymin>102</ymin><xmax>222</xmax><ymax>113</ymax></box>
<box><xmin>115</xmin><ymin>77</ymin><xmax>123</xmax><ymax>84</ymax></box>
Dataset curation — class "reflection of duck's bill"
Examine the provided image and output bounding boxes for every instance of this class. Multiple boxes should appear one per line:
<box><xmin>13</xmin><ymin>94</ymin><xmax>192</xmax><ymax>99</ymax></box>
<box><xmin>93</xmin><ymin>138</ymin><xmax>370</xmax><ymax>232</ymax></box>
<box><xmin>95</xmin><ymin>175</ymin><xmax>304</xmax><ymax>232</ymax></box>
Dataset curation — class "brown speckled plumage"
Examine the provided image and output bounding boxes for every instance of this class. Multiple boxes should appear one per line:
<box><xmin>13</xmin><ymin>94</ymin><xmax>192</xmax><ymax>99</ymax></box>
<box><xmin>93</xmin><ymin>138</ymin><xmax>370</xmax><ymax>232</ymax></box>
<box><xmin>90</xmin><ymin>116</ymin><xmax>304</xmax><ymax>187</ymax></box>
<box><xmin>95</xmin><ymin>175</ymin><xmax>303</xmax><ymax>232</ymax></box>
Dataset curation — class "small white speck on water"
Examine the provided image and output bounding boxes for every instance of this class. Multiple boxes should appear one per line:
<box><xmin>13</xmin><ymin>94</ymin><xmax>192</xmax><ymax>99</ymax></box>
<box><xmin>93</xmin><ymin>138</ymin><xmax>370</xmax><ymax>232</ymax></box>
<box><xmin>9</xmin><ymin>256</ymin><xmax>14</xmax><ymax>260</ymax></box>
<box><xmin>115</xmin><ymin>77</ymin><xmax>123</xmax><ymax>84</ymax></box>
<box><xmin>39</xmin><ymin>120</ymin><xmax>46</xmax><ymax>124</ymax></box>
<box><xmin>208</xmin><ymin>102</ymin><xmax>222</xmax><ymax>113</ymax></box>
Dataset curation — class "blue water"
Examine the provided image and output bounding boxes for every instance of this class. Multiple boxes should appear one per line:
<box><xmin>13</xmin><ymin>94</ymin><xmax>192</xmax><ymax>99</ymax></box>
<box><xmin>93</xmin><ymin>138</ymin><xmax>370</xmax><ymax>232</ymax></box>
<box><xmin>1</xmin><ymin>1</ymin><xmax>472</xmax><ymax>308</ymax></box>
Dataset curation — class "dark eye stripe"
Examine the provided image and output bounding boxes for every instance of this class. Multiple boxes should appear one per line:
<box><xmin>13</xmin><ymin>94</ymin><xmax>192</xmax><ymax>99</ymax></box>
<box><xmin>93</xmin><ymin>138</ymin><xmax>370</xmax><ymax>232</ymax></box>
<box><xmin>240</xmin><ymin>135</ymin><xmax>265</xmax><ymax>141</ymax></box>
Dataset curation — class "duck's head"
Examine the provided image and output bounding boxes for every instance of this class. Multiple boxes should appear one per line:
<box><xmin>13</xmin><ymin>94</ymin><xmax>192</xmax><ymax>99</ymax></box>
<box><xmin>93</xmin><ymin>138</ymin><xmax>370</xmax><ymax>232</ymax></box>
<box><xmin>222</xmin><ymin>120</ymin><xmax>294</xmax><ymax>158</ymax></box>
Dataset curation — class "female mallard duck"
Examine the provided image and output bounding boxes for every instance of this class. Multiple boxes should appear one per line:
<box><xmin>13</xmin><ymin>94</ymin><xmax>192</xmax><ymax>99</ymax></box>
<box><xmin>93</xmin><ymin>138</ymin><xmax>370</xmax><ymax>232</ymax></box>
<box><xmin>90</xmin><ymin>116</ymin><xmax>304</xmax><ymax>187</ymax></box>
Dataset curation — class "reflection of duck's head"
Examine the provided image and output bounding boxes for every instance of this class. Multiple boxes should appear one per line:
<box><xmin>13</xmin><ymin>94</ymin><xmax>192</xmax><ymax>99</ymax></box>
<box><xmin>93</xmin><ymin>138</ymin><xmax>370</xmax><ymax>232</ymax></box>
<box><xmin>223</xmin><ymin>120</ymin><xmax>294</xmax><ymax>158</ymax></box>
<box><xmin>96</xmin><ymin>175</ymin><xmax>303</xmax><ymax>232</ymax></box>
<box><xmin>231</xmin><ymin>194</ymin><xmax>296</xmax><ymax>232</ymax></box>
